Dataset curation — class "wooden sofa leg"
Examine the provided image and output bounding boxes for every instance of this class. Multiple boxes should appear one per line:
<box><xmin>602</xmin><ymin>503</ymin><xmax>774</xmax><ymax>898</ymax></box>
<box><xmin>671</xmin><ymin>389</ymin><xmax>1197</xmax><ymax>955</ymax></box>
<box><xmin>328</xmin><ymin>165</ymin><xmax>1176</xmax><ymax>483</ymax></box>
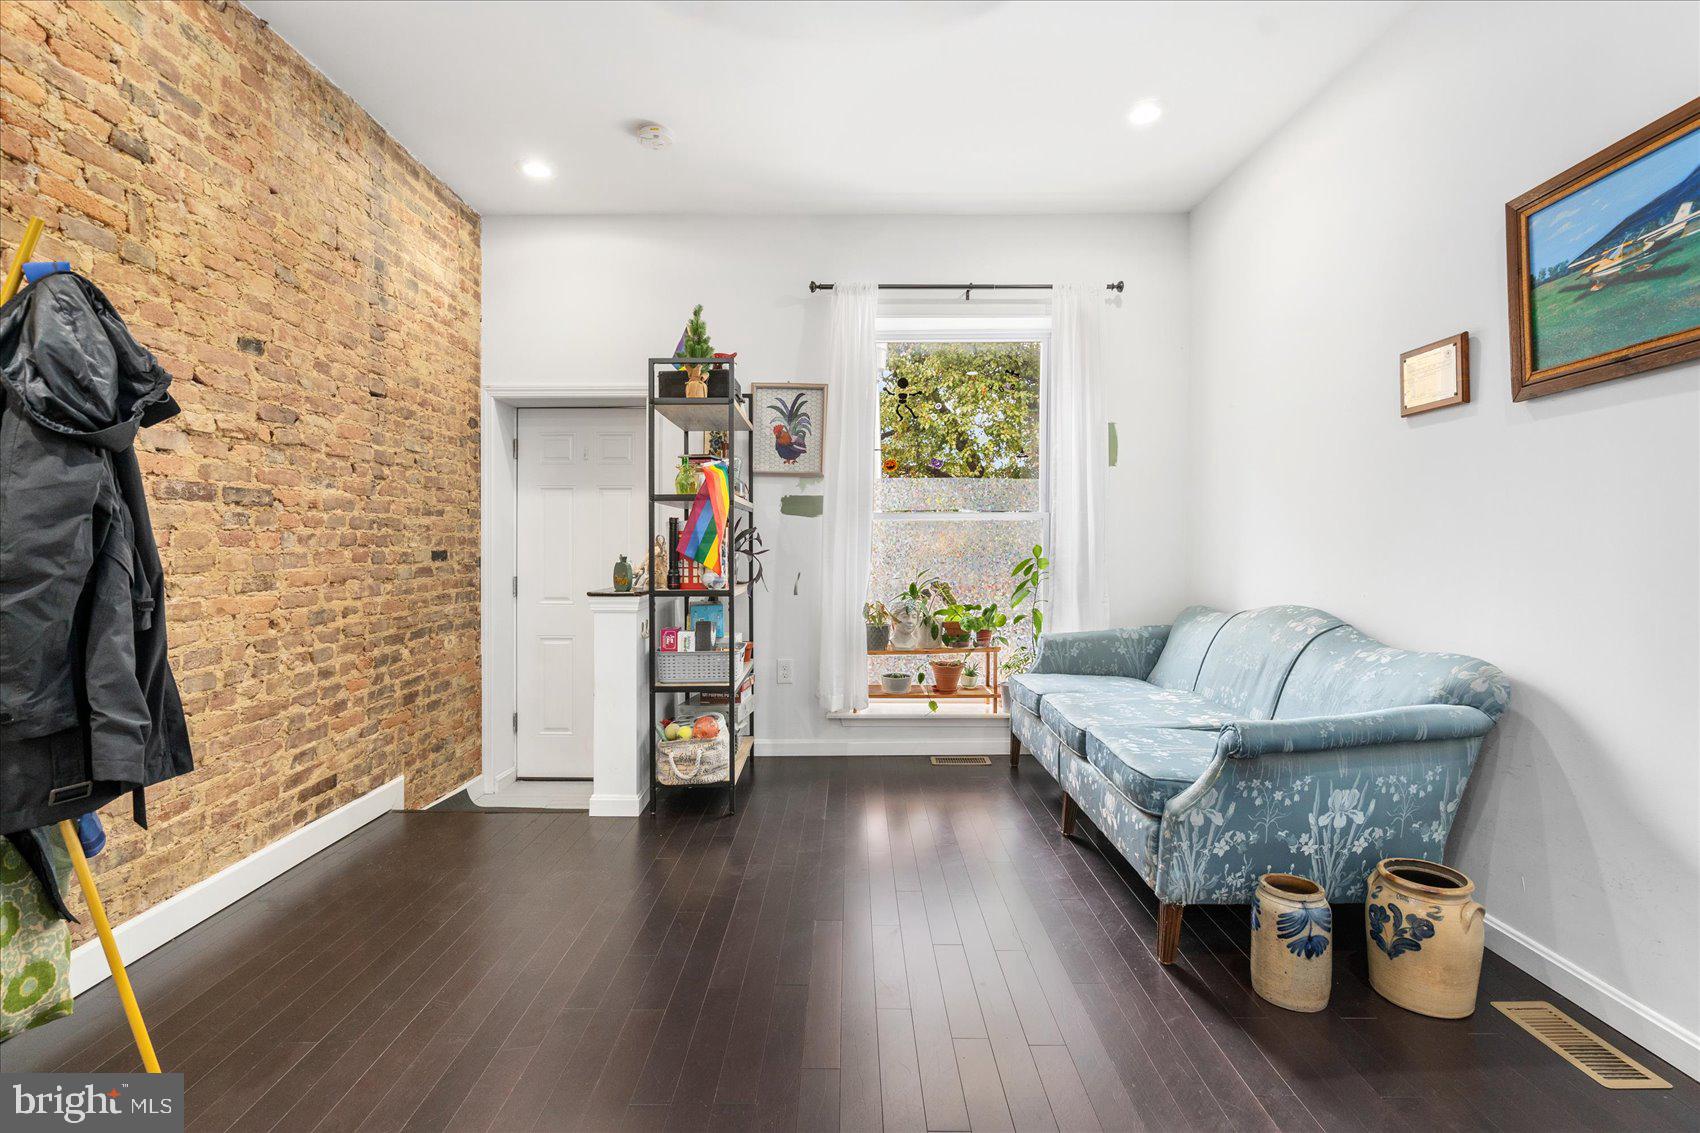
<box><xmin>1060</xmin><ymin>791</ymin><xmax>1076</xmax><ymax>837</ymax></box>
<box><xmin>1009</xmin><ymin>732</ymin><xmax>1021</xmax><ymax>768</ymax></box>
<box><xmin>1157</xmin><ymin>902</ymin><xmax>1183</xmax><ymax>965</ymax></box>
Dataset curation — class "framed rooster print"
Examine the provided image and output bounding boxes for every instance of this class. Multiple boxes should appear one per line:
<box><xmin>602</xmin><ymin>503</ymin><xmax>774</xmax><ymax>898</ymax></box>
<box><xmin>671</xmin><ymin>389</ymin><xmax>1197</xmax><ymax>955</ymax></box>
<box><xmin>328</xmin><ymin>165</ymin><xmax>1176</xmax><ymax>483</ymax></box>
<box><xmin>1506</xmin><ymin>98</ymin><xmax>1700</xmax><ymax>400</ymax></box>
<box><xmin>752</xmin><ymin>382</ymin><xmax>826</xmax><ymax>477</ymax></box>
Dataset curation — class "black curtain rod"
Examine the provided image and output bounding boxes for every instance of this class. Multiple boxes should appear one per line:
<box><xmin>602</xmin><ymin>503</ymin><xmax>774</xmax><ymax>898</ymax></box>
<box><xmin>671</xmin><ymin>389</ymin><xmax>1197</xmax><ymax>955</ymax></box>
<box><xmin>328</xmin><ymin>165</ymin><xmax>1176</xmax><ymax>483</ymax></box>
<box><xmin>809</xmin><ymin>281</ymin><xmax>1123</xmax><ymax>296</ymax></box>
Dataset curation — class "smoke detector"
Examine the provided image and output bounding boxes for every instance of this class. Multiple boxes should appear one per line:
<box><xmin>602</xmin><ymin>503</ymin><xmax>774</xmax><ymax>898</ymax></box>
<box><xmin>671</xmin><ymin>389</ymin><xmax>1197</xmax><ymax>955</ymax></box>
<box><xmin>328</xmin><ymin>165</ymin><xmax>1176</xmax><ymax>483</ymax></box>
<box><xmin>635</xmin><ymin>122</ymin><xmax>674</xmax><ymax>150</ymax></box>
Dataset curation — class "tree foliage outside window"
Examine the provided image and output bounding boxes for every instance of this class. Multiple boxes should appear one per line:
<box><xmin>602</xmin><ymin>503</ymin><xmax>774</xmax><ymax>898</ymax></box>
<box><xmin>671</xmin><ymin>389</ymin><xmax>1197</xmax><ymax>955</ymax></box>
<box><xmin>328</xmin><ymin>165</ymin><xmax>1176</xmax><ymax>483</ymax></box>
<box><xmin>879</xmin><ymin>341</ymin><xmax>1039</xmax><ymax>480</ymax></box>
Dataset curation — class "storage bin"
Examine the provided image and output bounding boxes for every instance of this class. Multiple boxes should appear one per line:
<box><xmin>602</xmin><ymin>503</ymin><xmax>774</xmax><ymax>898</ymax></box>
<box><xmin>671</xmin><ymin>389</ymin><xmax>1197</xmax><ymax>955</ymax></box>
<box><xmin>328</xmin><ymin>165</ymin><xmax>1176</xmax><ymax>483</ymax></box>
<box><xmin>682</xmin><ymin>692</ymin><xmax>754</xmax><ymax>730</ymax></box>
<box><xmin>655</xmin><ymin>647</ymin><xmax>744</xmax><ymax>685</ymax></box>
<box><xmin>657</xmin><ymin>368</ymin><xmax>732</xmax><ymax>399</ymax></box>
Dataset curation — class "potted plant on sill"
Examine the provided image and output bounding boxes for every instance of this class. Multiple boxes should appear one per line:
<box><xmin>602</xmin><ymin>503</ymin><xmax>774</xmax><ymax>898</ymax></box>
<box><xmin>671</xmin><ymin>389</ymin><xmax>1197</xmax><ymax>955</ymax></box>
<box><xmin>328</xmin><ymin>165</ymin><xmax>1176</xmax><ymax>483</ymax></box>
<box><xmin>1004</xmin><ymin>543</ymin><xmax>1050</xmax><ymax>675</ymax></box>
<box><xmin>962</xmin><ymin>602</ymin><xmax>1007</xmax><ymax>646</ymax></box>
<box><xmin>934</xmin><ymin>599</ymin><xmax>975</xmax><ymax>647</ymax></box>
<box><xmin>879</xmin><ymin>670</ymin><xmax>912</xmax><ymax>694</ymax></box>
<box><xmin>929</xmin><ymin>656</ymin><xmax>965</xmax><ymax>695</ymax></box>
<box><xmin>865</xmin><ymin>601</ymin><xmax>891</xmax><ymax>652</ymax></box>
<box><xmin>893</xmin><ymin>569</ymin><xmax>957</xmax><ymax>646</ymax></box>
<box><xmin>961</xmin><ymin>662</ymin><xmax>982</xmax><ymax>689</ymax></box>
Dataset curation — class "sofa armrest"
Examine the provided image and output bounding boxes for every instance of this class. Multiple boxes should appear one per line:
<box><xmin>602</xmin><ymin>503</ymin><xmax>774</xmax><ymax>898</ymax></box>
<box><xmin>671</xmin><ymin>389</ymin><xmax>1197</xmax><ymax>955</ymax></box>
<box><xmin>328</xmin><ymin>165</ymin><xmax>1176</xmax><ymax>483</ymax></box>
<box><xmin>1217</xmin><ymin>704</ymin><xmax>1496</xmax><ymax>759</ymax></box>
<box><xmin>1032</xmin><ymin>625</ymin><xmax>1170</xmax><ymax>680</ymax></box>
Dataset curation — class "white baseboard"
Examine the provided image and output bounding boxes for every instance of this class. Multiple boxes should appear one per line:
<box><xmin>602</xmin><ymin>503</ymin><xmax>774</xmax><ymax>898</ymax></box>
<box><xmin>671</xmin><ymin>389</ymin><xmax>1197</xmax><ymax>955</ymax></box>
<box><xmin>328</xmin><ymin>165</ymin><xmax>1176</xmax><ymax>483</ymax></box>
<box><xmin>427</xmin><ymin>774</ymin><xmax>482</xmax><ymax>809</ymax></box>
<box><xmin>757</xmin><ymin>738</ymin><xmax>1008</xmax><ymax>757</ymax></box>
<box><xmin>588</xmin><ymin>789</ymin><xmax>650</xmax><ymax>817</ymax></box>
<box><xmin>70</xmin><ymin>775</ymin><xmax>406</xmax><ymax>996</ymax></box>
<box><xmin>483</xmin><ymin>765</ymin><xmax>517</xmax><ymax>796</ymax></box>
<box><xmin>1485</xmin><ymin>913</ymin><xmax>1698</xmax><ymax>1080</ymax></box>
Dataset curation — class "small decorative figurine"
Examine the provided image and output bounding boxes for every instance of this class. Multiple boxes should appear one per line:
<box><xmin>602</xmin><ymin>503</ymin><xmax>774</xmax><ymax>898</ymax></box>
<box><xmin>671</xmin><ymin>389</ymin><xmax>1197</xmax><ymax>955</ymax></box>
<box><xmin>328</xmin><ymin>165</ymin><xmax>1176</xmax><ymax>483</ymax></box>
<box><xmin>648</xmin><ymin>535</ymin><xmax>668</xmax><ymax>585</ymax></box>
<box><xmin>612</xmin><ymin>554</ymin><xmax>632</xmax><ymax>592</ymax></box>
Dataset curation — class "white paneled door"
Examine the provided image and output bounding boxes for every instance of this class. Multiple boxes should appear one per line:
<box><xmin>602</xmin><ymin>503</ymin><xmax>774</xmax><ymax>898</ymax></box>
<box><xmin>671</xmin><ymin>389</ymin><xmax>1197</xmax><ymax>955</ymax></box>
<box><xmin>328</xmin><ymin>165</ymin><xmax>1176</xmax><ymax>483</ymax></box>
<box><xmin>516</xmin><ymin>408</ymin><xmax>646</xmax><ymax>778</ymax></box>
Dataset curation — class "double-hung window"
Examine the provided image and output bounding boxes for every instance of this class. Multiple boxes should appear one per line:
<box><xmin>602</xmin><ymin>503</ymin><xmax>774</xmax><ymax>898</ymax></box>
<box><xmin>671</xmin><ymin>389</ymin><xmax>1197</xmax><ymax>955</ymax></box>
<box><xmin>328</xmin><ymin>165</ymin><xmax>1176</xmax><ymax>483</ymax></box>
<box><xmin>867</xmin><ymin>317</ymin><xmax>1048</xmax><ymax>686</ymax></box>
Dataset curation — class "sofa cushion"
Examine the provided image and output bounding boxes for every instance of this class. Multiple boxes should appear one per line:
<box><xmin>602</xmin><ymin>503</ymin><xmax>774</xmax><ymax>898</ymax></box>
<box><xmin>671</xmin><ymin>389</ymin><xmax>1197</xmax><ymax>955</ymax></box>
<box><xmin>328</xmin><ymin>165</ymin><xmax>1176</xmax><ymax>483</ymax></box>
<box><xmin>1193</xmin><ymin>606</ymin><xmax>1344</xmax><ymax>720</ymax></box>
<box><xmin>1273</xmin><ymin>625</ymin><xmax>1511</xmax><ymax>722</ymax></box>
<box><xmin>1147</xmin><ymin>605</ymin><xmax>1233</xmax><ymax>691</ymax></box>
<box><xmin>1006</xmin><ymin>672</ymin><xmax>1136</xmax><ymax>715</ymax></box>
<box><xmin>1084</xmin><ymin>725</ymin><xmax>1223</xmax><ymax>814</ymax></box>
<box><xmin>1039</xmin><ymin>681</ymin><xmax>1233</xmax><ymax>751</ymax></box>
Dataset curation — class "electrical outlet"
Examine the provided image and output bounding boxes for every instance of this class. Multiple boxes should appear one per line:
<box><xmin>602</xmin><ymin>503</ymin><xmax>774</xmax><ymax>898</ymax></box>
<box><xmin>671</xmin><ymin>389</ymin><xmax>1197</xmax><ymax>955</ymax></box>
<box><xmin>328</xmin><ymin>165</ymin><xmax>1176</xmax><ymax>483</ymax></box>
<box><xmin>776</xmin><ymin>659</ymin><xmax>794</xmax><ymax>685</ymax></box>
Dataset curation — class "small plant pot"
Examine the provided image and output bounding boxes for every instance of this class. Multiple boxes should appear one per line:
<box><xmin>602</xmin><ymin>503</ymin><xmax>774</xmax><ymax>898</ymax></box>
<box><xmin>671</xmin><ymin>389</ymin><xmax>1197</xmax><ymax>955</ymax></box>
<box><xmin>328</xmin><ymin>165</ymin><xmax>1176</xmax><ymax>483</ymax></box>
<box><xmin>1251</xmin><ymin>874</ymin><xmax>1332</xmax><ymax>1013</ymax></box>
<box><xmin>941</xmin><ymin>620</ymin><xmax>964</xmax><ymax>640</ymax></box>
<box><xmin>930</xmin><ymin>660</ymin><xmax>964</xmax><ymax>695</ymax></box>
<box><xmin>879</xmin><ymin>673</ymin><xmax>912</xmax><ymax>694</ymax></box>
<box><xmin>866</xmin><ymin>624</ymin><xmax>891</xmax><ymax>652</ymax></box>
<box><xmin>961</xmin><ymin>672</ymin><xmax>983</xmax><ymax>689</ymax></box>
<box><xmin>974</xmin><ymin>629</ymin><xmax>994</xmax><ymax>646</ymax></box>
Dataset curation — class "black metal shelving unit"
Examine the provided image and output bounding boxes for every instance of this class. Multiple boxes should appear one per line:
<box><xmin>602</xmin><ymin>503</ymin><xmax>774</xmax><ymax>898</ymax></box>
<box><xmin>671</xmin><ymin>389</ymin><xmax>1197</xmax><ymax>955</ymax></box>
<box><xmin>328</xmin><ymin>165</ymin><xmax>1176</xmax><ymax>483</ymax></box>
<box><xmin>646</xmin><ymin>356</ymin><xmax>756</xmax><ymax>815</ymax></box>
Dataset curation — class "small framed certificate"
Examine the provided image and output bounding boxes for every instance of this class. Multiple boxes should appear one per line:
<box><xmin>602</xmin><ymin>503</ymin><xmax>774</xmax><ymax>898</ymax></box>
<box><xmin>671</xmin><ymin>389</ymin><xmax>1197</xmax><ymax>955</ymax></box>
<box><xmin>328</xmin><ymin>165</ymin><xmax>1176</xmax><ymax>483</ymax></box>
<box><xmin>1400</xmin><ymin>332</ymin><xmax>1470</xmax><ymax>417</ymax></box>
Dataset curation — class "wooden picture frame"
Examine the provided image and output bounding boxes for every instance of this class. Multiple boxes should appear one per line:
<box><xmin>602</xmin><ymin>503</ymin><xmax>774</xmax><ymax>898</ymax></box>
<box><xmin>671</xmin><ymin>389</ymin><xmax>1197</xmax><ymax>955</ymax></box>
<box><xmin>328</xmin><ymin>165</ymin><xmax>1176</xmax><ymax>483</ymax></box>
<box><xmin>1400</xmin><ymin>332</ymin><xmax>1470</xmax><ymax>417</ymax></box>
<box><xmin>1505</xmin><ymin>98</ymin><xmax>1700</xmax><ymax>401</ymax></box>
<box><xmin>751</xmin><ymin>382</ymin><xmax>827</xmax><ymax>477</ymax></box>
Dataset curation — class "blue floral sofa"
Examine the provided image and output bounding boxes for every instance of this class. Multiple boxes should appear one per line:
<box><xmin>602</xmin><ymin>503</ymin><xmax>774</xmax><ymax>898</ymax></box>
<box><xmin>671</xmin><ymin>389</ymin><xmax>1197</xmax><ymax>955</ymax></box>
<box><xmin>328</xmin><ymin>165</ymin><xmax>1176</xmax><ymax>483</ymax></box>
<box><xmin>1006</xmin><ymin>605</ymin><xmax>1509</xmax><ymax>963</ymax></box>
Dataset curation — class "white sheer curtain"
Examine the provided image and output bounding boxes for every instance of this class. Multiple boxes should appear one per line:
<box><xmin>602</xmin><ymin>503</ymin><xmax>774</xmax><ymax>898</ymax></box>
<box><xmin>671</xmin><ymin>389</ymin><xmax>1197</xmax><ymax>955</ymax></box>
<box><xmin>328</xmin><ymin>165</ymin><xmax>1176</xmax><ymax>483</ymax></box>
<box><xmin>1042</xmin><ymin>283</ymin><xmax>1105</xmax><ymax>632</ymax></box>
<box><xmin>816</xmin><ymin>282</ymin><xmax>880</xmax><ymax>713</ymax></box>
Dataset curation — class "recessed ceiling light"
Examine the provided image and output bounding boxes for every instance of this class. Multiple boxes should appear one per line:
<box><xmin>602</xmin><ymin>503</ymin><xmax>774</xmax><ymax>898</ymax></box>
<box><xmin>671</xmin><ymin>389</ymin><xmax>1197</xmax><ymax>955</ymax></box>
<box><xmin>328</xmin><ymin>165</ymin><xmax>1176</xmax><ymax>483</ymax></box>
<box><xmin>518</xmin><ymin>158</ymin><xmax>554</xmax><ymax>180</ymax></box>
<box><xmin>1127</xmin><ymin>99</ymin><xmax>1164</xmax><ymax>128</ymax></box>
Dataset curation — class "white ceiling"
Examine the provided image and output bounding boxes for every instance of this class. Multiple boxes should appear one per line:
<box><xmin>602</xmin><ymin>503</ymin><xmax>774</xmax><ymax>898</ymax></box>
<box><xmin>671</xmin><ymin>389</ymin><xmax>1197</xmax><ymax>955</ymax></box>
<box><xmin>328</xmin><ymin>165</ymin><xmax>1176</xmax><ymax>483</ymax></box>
<box><xmin>246</xmin><ymin>0</ymin><xmax>1410</xmax><ymax>216</ymax></box>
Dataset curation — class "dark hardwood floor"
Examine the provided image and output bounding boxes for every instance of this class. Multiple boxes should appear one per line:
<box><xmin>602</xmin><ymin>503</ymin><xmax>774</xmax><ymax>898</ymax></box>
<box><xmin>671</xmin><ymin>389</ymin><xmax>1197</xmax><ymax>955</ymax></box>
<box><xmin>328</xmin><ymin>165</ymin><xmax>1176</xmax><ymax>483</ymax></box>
<box><xmin>4</xmin><ymin>756</ymin><xmax>1694</xmax><ymax>1131</ymax></box>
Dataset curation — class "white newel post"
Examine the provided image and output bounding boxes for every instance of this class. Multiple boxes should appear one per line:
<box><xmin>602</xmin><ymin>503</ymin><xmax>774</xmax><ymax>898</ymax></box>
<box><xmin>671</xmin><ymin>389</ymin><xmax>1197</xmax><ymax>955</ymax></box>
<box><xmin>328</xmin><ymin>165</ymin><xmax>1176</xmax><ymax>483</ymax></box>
<box><xmin>587</xmin><ymin>593</ymin><xmax>649</xmax><ymax>816</ymax></box>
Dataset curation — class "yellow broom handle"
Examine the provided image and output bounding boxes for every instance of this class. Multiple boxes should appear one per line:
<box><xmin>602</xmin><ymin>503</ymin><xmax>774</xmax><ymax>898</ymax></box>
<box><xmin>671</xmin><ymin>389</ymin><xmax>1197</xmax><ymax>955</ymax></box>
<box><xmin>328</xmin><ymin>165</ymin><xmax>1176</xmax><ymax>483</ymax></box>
<box><xmin>58</xmin><ymin>819</ymin><xmax>161</xmax><ymax>1073</ymax></box>
<box><xmin>2</xmin><ymin>216</ymin><xmax>45</xmax><ymax>304</ymax></box>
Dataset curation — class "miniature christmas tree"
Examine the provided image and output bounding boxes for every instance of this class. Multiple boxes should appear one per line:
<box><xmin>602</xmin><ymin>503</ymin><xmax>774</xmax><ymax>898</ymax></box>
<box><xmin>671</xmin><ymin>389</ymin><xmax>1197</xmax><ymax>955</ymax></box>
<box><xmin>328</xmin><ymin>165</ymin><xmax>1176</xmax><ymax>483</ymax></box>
<box><xmin>677</xmin><ymin>304</ymin><xmax>713</xmax><ymax>362</ymax></box>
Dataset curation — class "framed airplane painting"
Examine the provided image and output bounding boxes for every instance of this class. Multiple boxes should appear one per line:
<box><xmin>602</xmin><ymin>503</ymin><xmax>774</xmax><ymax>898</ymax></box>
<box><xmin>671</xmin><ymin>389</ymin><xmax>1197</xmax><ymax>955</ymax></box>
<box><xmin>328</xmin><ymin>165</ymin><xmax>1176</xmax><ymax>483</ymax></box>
<box><xmin>1506</xmin><ymin>98</ymin><xmax>1700</xmax><ymax>400</ymax></box>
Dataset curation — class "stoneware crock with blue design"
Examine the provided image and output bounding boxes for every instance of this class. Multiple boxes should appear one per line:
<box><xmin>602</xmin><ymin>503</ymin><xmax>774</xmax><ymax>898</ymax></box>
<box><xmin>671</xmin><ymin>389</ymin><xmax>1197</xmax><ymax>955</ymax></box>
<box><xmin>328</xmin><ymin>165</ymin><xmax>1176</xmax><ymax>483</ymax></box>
<box><xmin>1365</xmin><ymin>857</ymin><xmax>1485</xmax><ymax>1018</ymax></box>
<box><xmin>1251</xmin><ymin>873</ymin><xmax>1332</xmax><ymax>1012</ymax></box>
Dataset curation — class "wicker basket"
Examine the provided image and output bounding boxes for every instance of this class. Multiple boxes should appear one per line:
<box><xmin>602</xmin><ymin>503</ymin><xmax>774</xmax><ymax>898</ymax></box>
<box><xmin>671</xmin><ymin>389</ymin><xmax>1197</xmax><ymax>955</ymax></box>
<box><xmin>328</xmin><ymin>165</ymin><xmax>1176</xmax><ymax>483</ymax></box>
<box><xmin>656</xmin><ymin>732</ymin><xmax>730</xmax><ymax>785</ymax></box>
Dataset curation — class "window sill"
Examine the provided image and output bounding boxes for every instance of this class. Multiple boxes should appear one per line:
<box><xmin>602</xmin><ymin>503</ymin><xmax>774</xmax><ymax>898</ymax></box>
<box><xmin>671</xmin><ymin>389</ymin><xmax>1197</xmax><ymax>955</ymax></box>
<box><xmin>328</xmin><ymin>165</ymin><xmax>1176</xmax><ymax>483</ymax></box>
<box><xmin>828</xmin><ymin>703</ymin><xmax>1009</xmax><ymax>726</ymax></box>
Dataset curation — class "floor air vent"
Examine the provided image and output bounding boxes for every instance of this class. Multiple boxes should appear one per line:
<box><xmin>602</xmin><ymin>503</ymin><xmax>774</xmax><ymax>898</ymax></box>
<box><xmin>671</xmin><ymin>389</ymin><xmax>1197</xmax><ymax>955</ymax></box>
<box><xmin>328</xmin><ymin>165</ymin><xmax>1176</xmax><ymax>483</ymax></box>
<box><xmin>930</xmin><ymin>755</ymin><xmax>991</xmax><ymax>766</ymax></box>
<box><xmin>1493</xmin><ymin>1001</ymin><xmax>1671</xmax><ymax>1089</ymax></box>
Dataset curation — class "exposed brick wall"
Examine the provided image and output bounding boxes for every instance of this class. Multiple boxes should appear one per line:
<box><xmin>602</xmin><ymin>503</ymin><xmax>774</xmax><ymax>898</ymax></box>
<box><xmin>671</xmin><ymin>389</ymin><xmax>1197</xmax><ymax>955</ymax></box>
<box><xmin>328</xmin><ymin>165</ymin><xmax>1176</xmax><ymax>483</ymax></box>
<box><xmin>2</xmin><ymin>0</ymin><xmax>482</xmax><ymax>937</ymax></box>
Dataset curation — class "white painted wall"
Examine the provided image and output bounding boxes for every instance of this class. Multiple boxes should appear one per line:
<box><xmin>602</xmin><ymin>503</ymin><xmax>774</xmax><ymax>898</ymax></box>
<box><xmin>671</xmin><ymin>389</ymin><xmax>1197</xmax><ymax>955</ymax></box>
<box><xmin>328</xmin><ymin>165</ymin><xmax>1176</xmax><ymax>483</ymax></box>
<box><xmin>483</xmin><ymin>214</ymin><xmax>1191</xmax><ymax>754</ymax></box>
<box><xmin>1189</xmin><ymin>0</ymin><xmax>1699</xmax><ymax>1072</ymax></box>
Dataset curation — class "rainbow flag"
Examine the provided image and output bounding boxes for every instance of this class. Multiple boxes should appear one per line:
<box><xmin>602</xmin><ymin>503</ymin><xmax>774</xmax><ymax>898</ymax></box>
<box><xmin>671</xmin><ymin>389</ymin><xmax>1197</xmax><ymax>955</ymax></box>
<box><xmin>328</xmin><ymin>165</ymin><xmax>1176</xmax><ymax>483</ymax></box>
<box><xmin>677</xmin><ymin>460</ymin><xmax>730</xmax><ymax>574</ymax></box>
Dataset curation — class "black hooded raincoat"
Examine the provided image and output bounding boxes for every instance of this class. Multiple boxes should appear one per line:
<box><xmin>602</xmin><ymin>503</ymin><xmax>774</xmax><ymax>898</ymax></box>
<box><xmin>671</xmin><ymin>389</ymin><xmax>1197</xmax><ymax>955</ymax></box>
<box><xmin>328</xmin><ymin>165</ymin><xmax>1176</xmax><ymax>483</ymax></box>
<box><xmin>1</xmin><ymin>271</ymin><xmax>193</xmax><ymax>916</ymax></box>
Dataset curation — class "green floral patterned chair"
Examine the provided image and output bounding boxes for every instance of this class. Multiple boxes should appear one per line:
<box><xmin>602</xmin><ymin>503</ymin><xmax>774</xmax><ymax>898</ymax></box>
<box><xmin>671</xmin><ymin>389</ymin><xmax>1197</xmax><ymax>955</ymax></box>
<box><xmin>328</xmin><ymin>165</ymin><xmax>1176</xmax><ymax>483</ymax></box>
<box><xmin>1005</xmin><ymin>605</ymin><xmax>1509</xmax><ymax>964</ymax></box>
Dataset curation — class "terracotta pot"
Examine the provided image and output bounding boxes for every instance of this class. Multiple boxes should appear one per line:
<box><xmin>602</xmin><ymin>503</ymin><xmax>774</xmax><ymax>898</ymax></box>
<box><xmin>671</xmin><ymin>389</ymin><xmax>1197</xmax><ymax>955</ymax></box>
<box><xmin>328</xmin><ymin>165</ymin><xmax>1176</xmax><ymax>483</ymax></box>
<box><xmin>1365</xmin><ymin>858</ymin><xmax>1485</xmax><ymax>1019</ymax></box>
<box><xmin>930</xmin><ymin>660</ymin><xmax>964</xmax><ymax>694</ymax></box>
<box><xmin>941</xmin><ymin>620</ymin><xmax>964</xmax><ymax>639</ymax></box>
<box><xmin>1251</xmin><ymin>874</ymin><xmax>1332</xmax><ymax>1013</ymax></box>
<box><xmin>974</xmin><ymin>629</ymin><xmax>994</xmax><ymax>646</ymax></box>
